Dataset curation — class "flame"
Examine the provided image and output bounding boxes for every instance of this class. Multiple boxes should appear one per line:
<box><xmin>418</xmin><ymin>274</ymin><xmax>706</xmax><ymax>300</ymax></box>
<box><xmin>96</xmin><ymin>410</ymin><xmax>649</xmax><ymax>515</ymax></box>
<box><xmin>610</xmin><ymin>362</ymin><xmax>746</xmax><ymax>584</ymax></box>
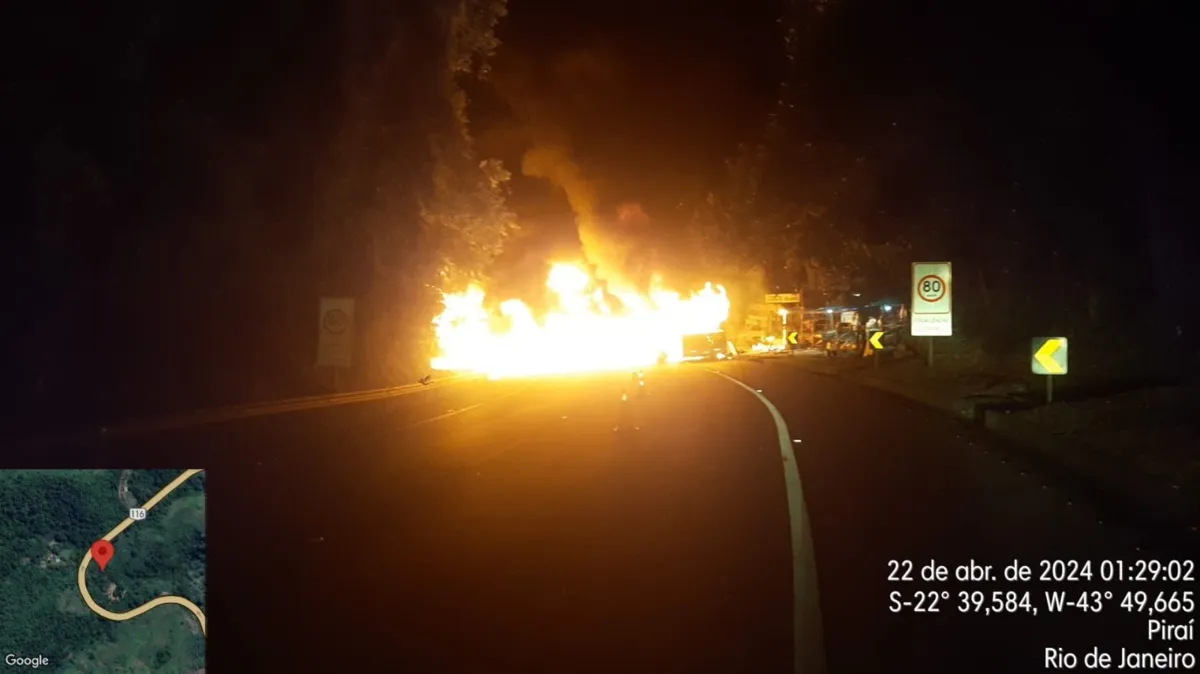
<box><xmin>751</xmin><ymin>341</ymin><xmax>785</xmax><ymax>353</ymax></box>
<box><xmin>431</xmin><ymin>262</ymin><xmax>730</xmax><ymax>378</ymax></box>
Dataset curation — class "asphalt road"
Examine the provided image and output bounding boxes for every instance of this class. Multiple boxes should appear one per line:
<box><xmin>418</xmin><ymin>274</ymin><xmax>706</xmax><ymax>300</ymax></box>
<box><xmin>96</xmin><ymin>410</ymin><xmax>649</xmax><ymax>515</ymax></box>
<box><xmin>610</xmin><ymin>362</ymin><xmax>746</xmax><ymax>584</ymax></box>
<box><xmin>18</xmin><ymin>361</ymin><xmax>1191</xmax><ymax>673</ymax></box>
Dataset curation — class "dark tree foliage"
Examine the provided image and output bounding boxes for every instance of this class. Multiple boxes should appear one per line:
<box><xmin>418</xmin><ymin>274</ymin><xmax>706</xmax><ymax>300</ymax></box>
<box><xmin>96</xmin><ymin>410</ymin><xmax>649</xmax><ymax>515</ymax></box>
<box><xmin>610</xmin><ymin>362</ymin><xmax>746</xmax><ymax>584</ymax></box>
<box><xmin>5</xmin><ymin>0</ymin><xmax>514</xmax><ymax>432</ymax></box>
<box><xmin>703</xmin><ymin>0</ymin><xmax>1195</xmax><ymax>376</ymax></box>
<box><xmin>125</xmin><ymin>469</ymin><xmax>202</xmax><ymax>503</ymax></box>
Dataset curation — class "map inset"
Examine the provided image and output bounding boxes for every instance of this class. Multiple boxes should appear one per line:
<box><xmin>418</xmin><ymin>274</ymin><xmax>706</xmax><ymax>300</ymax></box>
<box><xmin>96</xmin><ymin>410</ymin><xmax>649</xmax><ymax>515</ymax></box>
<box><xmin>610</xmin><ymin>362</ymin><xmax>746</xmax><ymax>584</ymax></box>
<box><xmin>1</xmin><ymin>470</ymin><xmax>206</xmax><ymax>673</ymax></box>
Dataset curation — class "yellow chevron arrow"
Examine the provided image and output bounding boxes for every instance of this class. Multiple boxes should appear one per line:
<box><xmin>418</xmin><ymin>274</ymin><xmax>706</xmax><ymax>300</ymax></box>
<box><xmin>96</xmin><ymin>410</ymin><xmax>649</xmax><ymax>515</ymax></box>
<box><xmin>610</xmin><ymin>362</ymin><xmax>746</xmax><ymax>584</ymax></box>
<box><xmin>787</xmin><ymin>331</ymin><xmax>799</xmax><ymax>345</ymax></box>
<box><xmin>869</xmin><ymin>331</ymin><xmax>884</xmax><ymax>350</ymax></box>
<box><xmin>1034</xmin><ymin>338</ymin><xmax>1065</xmax><ymax>374</ymax></box>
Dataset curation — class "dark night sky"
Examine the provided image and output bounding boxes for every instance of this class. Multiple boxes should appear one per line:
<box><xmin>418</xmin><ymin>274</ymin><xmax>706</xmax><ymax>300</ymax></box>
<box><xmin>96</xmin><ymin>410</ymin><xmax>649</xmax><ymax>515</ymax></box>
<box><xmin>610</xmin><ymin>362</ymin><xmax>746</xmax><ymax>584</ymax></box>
<box><xmin>471</xmin><ymin>0</ymin><xmax>1185</xmax><ymax>241</ymax></box>
<box><xmin>476</xmin><ymin>0</ymin><xmax>783</xmax><ymax>219</ymax></box>
<box><xmin>480</xmin><ymin>0</ymin><xmax>1191</xmax><ymax>274</ymax></box>
<box><xmin>9</xmin><ymin>0</ymin><xmax>1191</xmax><ymax>250</ymax></box>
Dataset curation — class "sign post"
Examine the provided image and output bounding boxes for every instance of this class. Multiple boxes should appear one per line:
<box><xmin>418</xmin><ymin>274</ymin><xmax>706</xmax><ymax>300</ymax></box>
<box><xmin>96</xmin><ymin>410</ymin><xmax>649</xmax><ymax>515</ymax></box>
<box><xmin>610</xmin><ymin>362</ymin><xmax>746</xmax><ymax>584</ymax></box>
<box><xmin>1031</xmin><ymin>337</ymin><xmax>1068</xmax><ymax>405</ymax></box>
<box><xmin>317</xmin><ymin>297</ymin><xmax>355</xmax><ymax>392</ymax></box>
<box><xmin>911</xmin><ymin>262</ymin><xmax>952</xmax><ymax>367</ymax></box>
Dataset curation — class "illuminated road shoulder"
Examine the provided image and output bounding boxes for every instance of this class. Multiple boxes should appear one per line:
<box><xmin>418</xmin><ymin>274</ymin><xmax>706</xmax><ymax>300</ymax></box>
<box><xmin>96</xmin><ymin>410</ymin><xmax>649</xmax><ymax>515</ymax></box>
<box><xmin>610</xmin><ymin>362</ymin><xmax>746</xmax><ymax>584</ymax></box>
<box><xmin>76</xmin><ymin>469</ymin><xmax>207</xmax><ymax>636</ymax></box>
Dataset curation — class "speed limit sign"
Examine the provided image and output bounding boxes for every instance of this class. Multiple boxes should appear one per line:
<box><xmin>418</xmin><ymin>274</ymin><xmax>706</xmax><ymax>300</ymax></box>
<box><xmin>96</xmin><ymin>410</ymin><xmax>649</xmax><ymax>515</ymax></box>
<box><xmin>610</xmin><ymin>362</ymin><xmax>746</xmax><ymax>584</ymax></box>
<box><xmin>916</xmin><ymin>275</ymin><xmax>946</xmax><ymax>303</ymax></box>
<box><xmin>911</xmin><ymin>261</ymin><xmax>952</xmax><ymax>336</ymax></box>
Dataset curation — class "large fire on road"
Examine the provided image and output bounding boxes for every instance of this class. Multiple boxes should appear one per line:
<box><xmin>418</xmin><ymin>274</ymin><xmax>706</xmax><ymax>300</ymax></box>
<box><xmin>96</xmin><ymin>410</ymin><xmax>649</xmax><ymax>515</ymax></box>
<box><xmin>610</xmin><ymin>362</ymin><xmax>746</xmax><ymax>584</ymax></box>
<box><xmin>431</xmin><ymin>262</ymin><xmax>730</xmax><ymax>378</ymax></box>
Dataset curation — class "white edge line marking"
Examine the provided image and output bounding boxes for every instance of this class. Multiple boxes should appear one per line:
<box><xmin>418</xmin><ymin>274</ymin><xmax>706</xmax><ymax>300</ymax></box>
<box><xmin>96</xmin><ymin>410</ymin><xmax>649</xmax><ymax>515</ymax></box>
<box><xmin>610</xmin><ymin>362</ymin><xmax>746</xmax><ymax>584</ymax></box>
<box><xmin>710</xmin><ymin>369</ymin><xmax>827</xmax><ymax>674</ymax></box>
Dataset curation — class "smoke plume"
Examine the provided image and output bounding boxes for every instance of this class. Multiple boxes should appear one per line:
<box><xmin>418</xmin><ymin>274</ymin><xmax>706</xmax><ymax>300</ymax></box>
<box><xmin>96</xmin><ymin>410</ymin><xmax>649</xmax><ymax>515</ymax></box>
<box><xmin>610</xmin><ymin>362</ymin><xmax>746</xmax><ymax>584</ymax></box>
<box><xmin>521</xmin><ymin>144</ymin><xmax>628</xmax><ymax>283</ymax></box>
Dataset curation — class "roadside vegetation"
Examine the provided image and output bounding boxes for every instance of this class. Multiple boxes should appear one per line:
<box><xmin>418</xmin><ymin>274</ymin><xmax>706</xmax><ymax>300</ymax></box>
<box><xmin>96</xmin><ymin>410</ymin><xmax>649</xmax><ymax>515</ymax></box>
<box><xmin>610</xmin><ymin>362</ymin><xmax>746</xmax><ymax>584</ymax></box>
<box><xmin>696</xmin><ymin>2</ymin><xmax>1191</xmax><ymax>389</ymax></box>
<box><xmin>8</xmin><ymin>0</ymin><xmax>1190</xmax><ymax>433</ymax></box>
<box><xmin>11</xmin><ymin>0</ymin><xmax>514</xmax><ymax>431</ymax></box>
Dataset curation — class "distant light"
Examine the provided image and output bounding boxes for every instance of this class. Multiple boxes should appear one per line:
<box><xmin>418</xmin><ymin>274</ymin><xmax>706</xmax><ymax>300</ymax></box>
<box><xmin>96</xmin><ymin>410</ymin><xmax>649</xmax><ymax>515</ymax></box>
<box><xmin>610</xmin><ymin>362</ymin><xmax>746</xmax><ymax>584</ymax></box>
<box><xmin>777</xmin><ymin>307</ymin><xmax>788</xmax><ymax>318</ymax></box>
<box><xmin>826</xmin><ymin>309</ymin><xmax>833</xmax><ymax>314</ymax></box>
<box><xmin>883</xmin><ymin>304</ymin><xmax>892</xmax><ymax>312</ymax></box>
<box><xmin>852</xmin><ymin>293</ymin><xmax>862</xmax><ymax>297</ymax></box>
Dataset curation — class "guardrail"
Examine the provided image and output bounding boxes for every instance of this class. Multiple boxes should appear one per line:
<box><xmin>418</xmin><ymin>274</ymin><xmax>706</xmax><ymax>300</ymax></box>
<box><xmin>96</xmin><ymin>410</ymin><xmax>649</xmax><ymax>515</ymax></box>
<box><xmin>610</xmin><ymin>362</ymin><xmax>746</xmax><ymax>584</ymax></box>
<box><xmin>6</xmin><ymin>374</ymin><xmax>472</xmax><ymax>451</ymax></box>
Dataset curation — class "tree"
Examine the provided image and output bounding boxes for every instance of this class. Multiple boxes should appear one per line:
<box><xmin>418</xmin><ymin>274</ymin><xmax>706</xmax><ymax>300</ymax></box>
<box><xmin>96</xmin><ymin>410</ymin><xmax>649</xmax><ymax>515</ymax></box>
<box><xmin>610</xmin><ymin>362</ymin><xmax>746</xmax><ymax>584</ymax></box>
<box><xmin>694</xmin><ymin>0</ymin><xmax>873</xmax><ymax>306</ymax></box>
<box><xmin>9</xmin><ymin>0</ymin><xmax>524</xmax><ymax>425</ymax></box>
<box><xmin>423</xmin><ymin>0</ymin><xmax>517</xmax><ymax>287</ymax></box>
<box><xmin>316</xmin><ymin>0</ymin><xmax>517</xmax><ymax>387</ymax></box>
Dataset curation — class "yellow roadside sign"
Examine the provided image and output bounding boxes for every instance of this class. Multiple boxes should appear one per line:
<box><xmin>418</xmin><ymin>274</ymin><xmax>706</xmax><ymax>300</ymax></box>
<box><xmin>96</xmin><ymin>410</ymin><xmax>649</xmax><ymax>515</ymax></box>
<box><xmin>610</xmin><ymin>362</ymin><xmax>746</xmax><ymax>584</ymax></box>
<box><xmin>868</xmin><ymin>331</ymin><xmax>884</xmax><ymax>350</ymax></box>
<box><xmin>1031</xmin><ymin>337</ymin><xmax>1068</xmax><ymax>375</ymax></box>
<box><xmin>787</xmin><ymin>331</ymin><xmax>799</xmax><ymax>345</ymax></box>
<box><xmin>766</xmin><ymin>293</ymin><xmax>801</xmax><ymax>304</ymax></box>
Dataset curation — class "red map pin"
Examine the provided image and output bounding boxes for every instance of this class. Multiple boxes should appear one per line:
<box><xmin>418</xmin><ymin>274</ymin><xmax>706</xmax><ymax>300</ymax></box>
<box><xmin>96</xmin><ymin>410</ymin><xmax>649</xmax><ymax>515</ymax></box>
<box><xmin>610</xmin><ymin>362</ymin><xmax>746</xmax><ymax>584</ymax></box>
<box><xmin>91</xmin><ymin>540</ymin><xmax>114</xmax><ymax>572</ymax></box>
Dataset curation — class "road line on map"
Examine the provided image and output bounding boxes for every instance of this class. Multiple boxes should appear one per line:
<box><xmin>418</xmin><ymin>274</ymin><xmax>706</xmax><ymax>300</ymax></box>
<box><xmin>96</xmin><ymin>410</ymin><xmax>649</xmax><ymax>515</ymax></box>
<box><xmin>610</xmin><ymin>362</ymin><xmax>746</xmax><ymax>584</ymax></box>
<box><xmin>709</xmin><ymin>369</ymin><xmax>826</xmax><ymax>674</ymax></box>
<box><xmin>77</xmin><ymin>469</ymin><xmax>208</xmax><ymax>636</ymax></box>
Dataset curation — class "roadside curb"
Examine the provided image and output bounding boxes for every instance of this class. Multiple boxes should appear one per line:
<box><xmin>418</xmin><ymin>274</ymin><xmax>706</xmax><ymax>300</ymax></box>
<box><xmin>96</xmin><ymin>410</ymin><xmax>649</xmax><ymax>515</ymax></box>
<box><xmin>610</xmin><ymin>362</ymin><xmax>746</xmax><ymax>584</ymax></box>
<box><xmin>5</xmin><ymin>374</ymin><xmax>473</xmax><ymax>454</ymax></box>
<box><xmin>778</xmin><ymin>357</ymin><xmax>1198</xmax><ymax>547</ymax></box>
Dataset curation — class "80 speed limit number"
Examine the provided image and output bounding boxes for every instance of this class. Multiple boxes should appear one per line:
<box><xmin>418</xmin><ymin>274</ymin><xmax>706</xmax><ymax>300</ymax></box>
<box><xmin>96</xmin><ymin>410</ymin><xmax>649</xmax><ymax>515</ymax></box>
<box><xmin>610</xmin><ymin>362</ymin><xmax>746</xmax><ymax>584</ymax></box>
<box><xmin>890</xmin><ymin>590</ymin><xmax>1038</xmax><ymax>616</ymax></box>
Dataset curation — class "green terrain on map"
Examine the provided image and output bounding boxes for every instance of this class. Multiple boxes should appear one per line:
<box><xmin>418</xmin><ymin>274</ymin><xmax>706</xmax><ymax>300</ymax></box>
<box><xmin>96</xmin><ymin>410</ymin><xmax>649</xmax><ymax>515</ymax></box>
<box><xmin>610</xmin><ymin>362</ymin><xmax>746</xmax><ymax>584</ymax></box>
<box><xmin>0</xmin><ymin>469</ymin><xmax>206</xmax><ymax>673</ymax></box>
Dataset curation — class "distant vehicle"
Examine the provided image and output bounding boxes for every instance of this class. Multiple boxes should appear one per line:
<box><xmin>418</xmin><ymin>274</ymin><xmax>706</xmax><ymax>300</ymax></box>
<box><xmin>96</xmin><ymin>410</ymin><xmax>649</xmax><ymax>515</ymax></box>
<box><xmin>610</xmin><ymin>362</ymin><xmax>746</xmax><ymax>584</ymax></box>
<box><xmin>681</xmin><ymin>331</ymin><xmax>733</xmax><ymax>362</ymax></box>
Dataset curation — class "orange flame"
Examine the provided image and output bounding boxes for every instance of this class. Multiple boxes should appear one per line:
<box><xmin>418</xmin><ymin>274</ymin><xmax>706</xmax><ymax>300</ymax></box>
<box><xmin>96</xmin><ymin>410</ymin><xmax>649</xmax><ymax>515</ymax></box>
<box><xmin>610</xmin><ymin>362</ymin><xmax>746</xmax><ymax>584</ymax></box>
<box><xmin>431</xmin><ymin>262</ymin><xmax>730</xmax><ymax>378</ymax></box>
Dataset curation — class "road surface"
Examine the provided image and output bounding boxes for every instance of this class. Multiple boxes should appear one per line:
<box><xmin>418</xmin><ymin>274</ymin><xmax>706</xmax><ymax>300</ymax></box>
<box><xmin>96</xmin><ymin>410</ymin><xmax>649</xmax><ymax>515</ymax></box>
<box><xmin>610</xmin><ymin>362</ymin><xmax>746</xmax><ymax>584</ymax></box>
<box><xmin>23</xmin><ymin>361</ymin><xmax>1190</xmax><ymax>673</ymax></box>
<box><xmin>76</xmin><ymin>468</ymin><xmax>208</xmax><ymax>635</ymax></box>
